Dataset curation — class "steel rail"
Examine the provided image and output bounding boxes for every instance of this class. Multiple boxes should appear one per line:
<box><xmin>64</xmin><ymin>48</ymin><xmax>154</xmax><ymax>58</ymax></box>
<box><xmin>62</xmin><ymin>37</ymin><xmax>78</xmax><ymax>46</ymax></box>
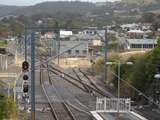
<box><xmin>46</xmin><ymin>64</ymin><xmax>77</xmax><ymax>120</ymax></box>
<box><xmin>49</xmin><ymin>68</ymin><xmax>88</xmax><ymax>93</ymax></box>
<box><xmin>48</xmin><ymin>65</ymin><xmax>110</xmax><ymax>97</ymax></box>
<box><xmin>40</xmin><ymin>63</ymin><xmax>59</xmax><ymax>120</ymax></box>
<box><xmin>72</xmin><ymin>68</ymin><xmax>92</xmax><ymax>94</ymax></box>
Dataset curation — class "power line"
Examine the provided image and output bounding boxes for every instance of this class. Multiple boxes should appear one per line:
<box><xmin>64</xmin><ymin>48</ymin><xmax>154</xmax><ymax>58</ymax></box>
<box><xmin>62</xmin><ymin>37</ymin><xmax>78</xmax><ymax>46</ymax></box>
<box><xmin>110</xmin><ymin>70</ymin><xmax>160</xmax><ymax>107</ymax></box>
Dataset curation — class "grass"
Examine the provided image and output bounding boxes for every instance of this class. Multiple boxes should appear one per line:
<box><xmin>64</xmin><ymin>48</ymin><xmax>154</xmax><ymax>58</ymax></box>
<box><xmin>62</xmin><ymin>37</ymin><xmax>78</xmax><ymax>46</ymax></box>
<box><xmin>0</xmin><ymin>40</ymin><xmax>8</xmax><ymax>47</ymax></box>
<box><xmin>0</xmin><ymin>94</ymin><xmax>17</xmax><ymax>120</ymax></box>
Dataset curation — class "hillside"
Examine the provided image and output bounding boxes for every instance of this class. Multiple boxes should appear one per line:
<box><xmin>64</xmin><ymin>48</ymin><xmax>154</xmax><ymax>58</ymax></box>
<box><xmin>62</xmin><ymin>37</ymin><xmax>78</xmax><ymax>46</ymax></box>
<box><xmin>0</xmin><ymin>0</ymin><xmax>159</xmax><ymax>26</ymax></box>
<box><xmin>0</xmin><ymin>5</ymin><xmax>22</xmax><ymax>17</ymax></box>
<box><xmin>142</xmin><ymin>0</ymin><xmax>160</xmax><ymax>12</ymax></box>
<box><xmin>121</xmin><ymin>0</ymin><xmax>160</xmax><ymax>11</ymax></box>
<box><xmin>0</xmin><ymin>1</ymin><xmax>160</xmax><ymax>17</ymax></box>
<box><xmin>15</xmin><ymin>1</ymin><xmax>95</xmax><ymax>16</ymax></box>
<box><xmin>122</xmin><ymin>0</ymin><xmax>156</xmax><ymax>5</ymax></box>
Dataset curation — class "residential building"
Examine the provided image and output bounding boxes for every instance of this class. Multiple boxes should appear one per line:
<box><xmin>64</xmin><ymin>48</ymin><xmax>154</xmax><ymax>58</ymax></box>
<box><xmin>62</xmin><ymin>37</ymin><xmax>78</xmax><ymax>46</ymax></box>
<box><xmin>127</xmin><ymin>30</ymin><xmax>144</xmax><ymax>39</ymax></box>
<box><xmin>121</xmin><ymin>23</ymin><xmax>139</xmax><ymax>31</ymax></box>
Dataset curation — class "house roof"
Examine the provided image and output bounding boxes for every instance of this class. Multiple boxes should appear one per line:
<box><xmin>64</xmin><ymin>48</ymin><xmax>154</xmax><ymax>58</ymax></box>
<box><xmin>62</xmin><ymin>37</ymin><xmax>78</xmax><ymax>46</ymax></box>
<box><xmin>121</xmin><ymin>23</ymin><xmax>138</xmax><ymax>28</ymax></box>
<box><xmin>127</xmin><ymin>30</ymin><xmax>144</xmax><ymax>34</ymax></box>
<box><xmin>70</xmin><ymin>34</ymin><xmax>100</xmax><ymax>41</ymax></box>
<box><xmin>127</xmin><ymin>39</ymin><xmax>157</xmax><ymax>44</ymax></box>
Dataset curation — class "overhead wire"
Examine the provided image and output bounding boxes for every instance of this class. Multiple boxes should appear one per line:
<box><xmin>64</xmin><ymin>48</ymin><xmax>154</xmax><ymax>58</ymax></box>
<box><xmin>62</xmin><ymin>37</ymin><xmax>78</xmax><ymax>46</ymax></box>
<box><xmin>110</xmin><ymin>70</ymin><xmax>160</xmax><ymax>107</ymax></box>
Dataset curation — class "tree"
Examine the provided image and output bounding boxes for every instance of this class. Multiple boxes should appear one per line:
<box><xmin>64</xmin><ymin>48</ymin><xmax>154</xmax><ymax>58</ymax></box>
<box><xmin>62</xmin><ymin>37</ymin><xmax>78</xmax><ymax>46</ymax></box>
<box><xmin>152</xmin><ymin>21</ymin><xmax>160</xmax><ymax>31</ymax></box>
<box><xmin>111</xmin><ymin>36</ymin><xmax>160</xmax><ymax>103</ymax></box>
<box><xmin>141</xmin><ymin>12</ymin><xmax>156</xmax><ymax>23</ymax></box>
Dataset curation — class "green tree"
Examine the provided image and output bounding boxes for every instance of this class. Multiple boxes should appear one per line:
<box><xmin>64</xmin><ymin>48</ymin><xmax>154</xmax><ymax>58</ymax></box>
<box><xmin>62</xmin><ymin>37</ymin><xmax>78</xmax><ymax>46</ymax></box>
<box><xmin>112</xmin><ymin>36</ymin><xmax>160</xmax><ymax>102</ymax></box>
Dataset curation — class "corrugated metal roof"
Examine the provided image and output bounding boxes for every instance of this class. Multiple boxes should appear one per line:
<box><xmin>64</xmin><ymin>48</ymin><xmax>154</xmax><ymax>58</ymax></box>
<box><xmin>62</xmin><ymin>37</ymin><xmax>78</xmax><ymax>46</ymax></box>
<box><xmin>127</xmin><ymin>30</ymin><xmax>144</xmax><ymax>33</ymax></box>
<box><xmin>127</xmin><ymin>39</ymin><xmax>157</xmax><ymax>44</ymax></box>
<box><xmin>70</xmin><ymin>34</ymin><xmax>100</xmax><ymax>41</ymax></box>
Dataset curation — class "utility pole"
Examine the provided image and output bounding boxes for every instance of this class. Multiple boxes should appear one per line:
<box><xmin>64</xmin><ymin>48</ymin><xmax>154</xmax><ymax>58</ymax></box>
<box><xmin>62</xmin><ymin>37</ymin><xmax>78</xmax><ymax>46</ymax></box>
<box><xmin>117</xmin><ymin>62</ymin><xmax>121</xmax><ymax>119</ymax></box>
<box><xmin>55</xmin><ymin>21</ymin><xmax>60</xmax><ymax>65</ymax></box>
<box><xmin>104</xmin><ymin>28</ymin><xmax>108</xmax><ymax>82</ymax></box>
<box><xmin>31</xmin><ymin>32</ymin><xmax>35</xmax><ymax>120</ymax></box>
<box><xmin>7</xmin><ymin>83</ymin><xmax>10</xmax><ymax>98</ymax></box>
<box><xmin>106</xmin><ymin>61</ymin><xmax>133</xmax><ymax>119</ymax></box>
<box><xmin>57</xmin><ymin>30</ymin><xmax>60</xmax><ymax>65</ymax></box>
<box><xmin>24</xmin><ymin>26</ymin><xmax>27</xmax><ymax>61</ymax></box>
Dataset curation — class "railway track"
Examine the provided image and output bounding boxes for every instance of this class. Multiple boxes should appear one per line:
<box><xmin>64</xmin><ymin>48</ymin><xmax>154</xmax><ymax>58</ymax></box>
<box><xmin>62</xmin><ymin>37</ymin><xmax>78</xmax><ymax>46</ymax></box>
<box><xmin>40</xmin><ymin>63</ymin><xmax>58</xmax><ymax>120</ymax></box>
<box><xmin>48</xmin><ymin>64</ymin><xmax>111</xmax><ymax>97</ymax></box>
<box><xmin>40</xmin><ymin>62</ymin><xmax>76</xmax><ymax>120</ymax></box>
<box><xmin>78</xmin><ymin>68</ymin><xmax>115</xmax><ymax>98</ymax></box>
<box><xmin>39</xmin><ymin>55</ymin><xmax>112</xmax><ymax>120</ymax></box>
<box><xmin>47</xmin><ymin>64</ymin><xmax>95</xmax><ymax>120</ymax></box>
<box><xmin>34</xmin><ymin>38</ymin><xmax>97</xmax><ymax>120</ymax></box>
<box><xmin>72</xmin><ymin>68</ymin><xmax>93</xmax><ymax>94</ymax></box>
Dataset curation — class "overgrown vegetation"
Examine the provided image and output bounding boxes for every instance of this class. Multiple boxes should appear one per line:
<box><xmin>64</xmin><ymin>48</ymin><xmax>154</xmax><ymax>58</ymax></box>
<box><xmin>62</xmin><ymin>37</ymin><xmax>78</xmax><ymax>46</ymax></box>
<box><xmin>0</xmin><ymin>40</ymin><xmax>8</xmax><ymax>47</ymax></box>
<box><xmin>93</xmin><ymin>37</ymin><xmax>160</xmax><ymax>104</ymax></box>
<box><xmin>0</xmin><ymin>17</ymin><xmax>24</xmax><ymax>36</ymax></box>
<box><xmin>0</xmin><ymin>94</ymin><xmax>17</xmax><ymax>120</ymax></box>
<box><xmin>120</xmin><ymin>37</ymin><xmax>160</xmax><ymax>100</ymax></box>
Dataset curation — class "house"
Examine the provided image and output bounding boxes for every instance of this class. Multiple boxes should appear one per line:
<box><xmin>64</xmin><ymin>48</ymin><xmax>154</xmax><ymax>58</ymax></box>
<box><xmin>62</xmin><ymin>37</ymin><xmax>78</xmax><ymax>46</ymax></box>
<box><xmin>121</xmin><ymin>23</ymin><xmax>139</xmax><ymax>31</ymax></box>
<box><xmin>127</xmin><ymin>30</ymin><xmax>144</xmax><ymax>39</ymax></box>
<box><xmin>141</xmin><ymin>23</ymin><xmax>152</xmax><ymax>31</ymax></box>
<box><xmin>80</xmin><ymin>29</ymin><xmax>105</xmax><ymax>41</ymax></box>
<box><xmin>44</xmin><ymin>32</ymin><xmax>56</xmax><ymax>39</ymax></box>
<box><xmin>124</xmin><ymin>27</ymin><xmax>159</xmax><ymax>50</ymax></box>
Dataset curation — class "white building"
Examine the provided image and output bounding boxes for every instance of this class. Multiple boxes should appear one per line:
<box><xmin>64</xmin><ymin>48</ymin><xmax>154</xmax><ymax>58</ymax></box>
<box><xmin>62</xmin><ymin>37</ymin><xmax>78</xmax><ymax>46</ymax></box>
<box><xmin>126</xmin><ymin>39</ymin><xmax>157</xmax><ymax>50</ymax></box>
<box><xmin>60</xmin><ymin>30</ymin><xmax>73</xmax><ymax>38</ymax></box>
<box><xmin>121</xmin><ymin>23</ymin><xmax>139</xmax><ymax>31</ymax></box>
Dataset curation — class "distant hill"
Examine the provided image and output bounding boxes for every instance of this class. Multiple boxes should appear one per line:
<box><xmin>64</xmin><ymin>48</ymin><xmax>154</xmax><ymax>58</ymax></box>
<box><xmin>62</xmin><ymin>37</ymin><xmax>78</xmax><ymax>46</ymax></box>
<box><xmin>121</xmin><ymin>0</ymin><xmax>160</xmax><ymax>12</ymax></box>
<box><xmin>0</xmin><ymin>5</ymin><xmax>22</xmax><ymax>17</ymax></box>
<box><xmin>142</xmin><ymin>0</ymin><xmax>160</xmax><ymax>12</ymax></box>
<box><xmin>15</xmin><ymin>1</ymin><xmax>95</xmax><ymax>16</ymax></box>
<box><xmin>0</xmin><ymin>1</ymin><xmax>160</xmax><ymax>24</ymax></box>
<box><xmin>121</xmin><ymin>0</ymin><xmax>157</xmax><ymax>5</ymax></box>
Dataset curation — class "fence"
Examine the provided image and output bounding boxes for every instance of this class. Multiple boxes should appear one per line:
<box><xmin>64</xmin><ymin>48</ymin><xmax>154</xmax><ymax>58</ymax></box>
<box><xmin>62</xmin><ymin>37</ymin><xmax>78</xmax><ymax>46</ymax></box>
<box><xmin>96</xmin><ymin>97</ymin><xmax>131</xmax><ymax>113</ymax></box>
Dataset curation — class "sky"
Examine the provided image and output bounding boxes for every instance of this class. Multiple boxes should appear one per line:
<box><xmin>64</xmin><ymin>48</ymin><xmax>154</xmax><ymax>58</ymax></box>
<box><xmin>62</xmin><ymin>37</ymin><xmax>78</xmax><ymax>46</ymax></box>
<box><xmin>0</xmin><ymin>0</ymin><xmax>120</xmax><ymax>6</ymax></box>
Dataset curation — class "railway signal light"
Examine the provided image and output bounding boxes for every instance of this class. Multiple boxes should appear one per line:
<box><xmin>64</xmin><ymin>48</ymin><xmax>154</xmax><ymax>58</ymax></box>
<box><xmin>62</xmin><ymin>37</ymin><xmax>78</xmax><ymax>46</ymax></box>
<box><xmin>22</xmin><ymin>61</ymin><xmax>30</xmax><ymax>95</ymax></box>
<box><xmin>23</xmin><ymin>84</ymin><xmax>29</xmax><ymax>93</ymax></box>
<box><xmin>23</xmin><ymin>74</ymin><xmax>29</xmax><ymax>80</ymax></box>
<box><xmin>22</xmin><ymin>61</ymin><xmax>29</xmax><ymax>72</ymax></box>
<box><xmin>22</xmin><ymin>61</ymin><xmax>29</xmax><ymax>81</ymax></box>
